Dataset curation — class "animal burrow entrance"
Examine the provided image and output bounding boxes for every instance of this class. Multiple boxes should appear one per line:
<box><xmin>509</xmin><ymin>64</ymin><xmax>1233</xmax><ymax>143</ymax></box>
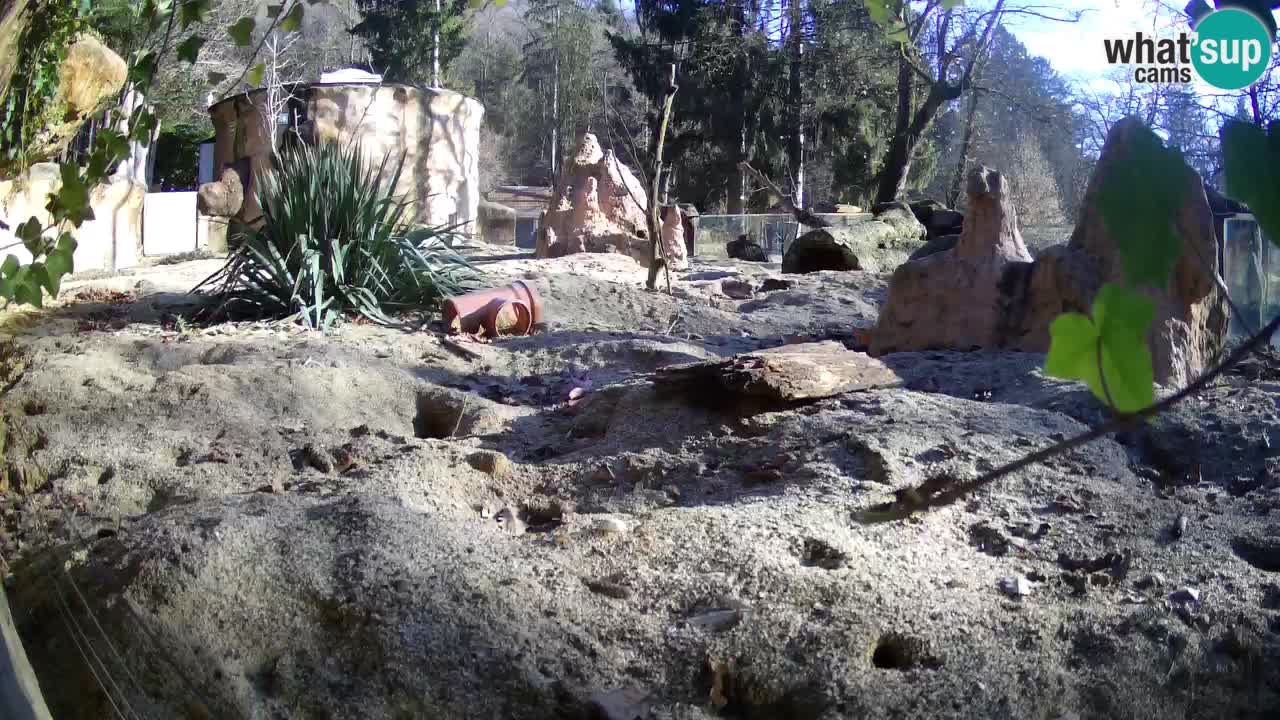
<box><xmin>800</xmin><ymin>538</ymin><xmax>848</xmax><ymax>570</ymax></box>
<box><xmin>520</xmin><ymin>501</ymin><xmax>566</xmax><ymax>533</ymax></box>
<box><xmin>869</xmin><ymin>632</ymin><xmax>940</xmax><ymax>671</ymax></box>
<box><xmin>412</xmin><ymin>390</ymin><xmax>465</xmax><ymax>439</ymax></box>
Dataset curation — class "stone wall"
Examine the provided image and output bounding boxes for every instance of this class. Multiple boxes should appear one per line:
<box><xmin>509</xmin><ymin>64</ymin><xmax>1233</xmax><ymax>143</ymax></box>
<box><xmin>208</xmin><ymin>83</ymin><xmax>484</xmax><ymax>234</ymax></box>
<box><xmin>0</xmin><ymin>163</ymin><xmax>144</xmax><ymax>272</ymax></box>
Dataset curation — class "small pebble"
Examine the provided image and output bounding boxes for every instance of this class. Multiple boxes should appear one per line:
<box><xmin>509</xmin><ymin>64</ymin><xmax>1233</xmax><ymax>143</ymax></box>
<box><xmin>593</xmin><ymin>516</ymin><xmax>629</xmax><ymax>534</ymax></box>
<box><xmin>998</xmin><ymin>575</ymin><xmax>1033</xmax><ymax>598</ymax></box>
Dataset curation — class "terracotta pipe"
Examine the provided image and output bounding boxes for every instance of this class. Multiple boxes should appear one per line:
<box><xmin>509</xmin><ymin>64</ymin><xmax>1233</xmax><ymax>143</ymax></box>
<box><xmin>484</xmin><ymin>299</ymin><xmax>533</xmax><ymax>337</ymax></box>
<box><xmin>442</xmin><ymin>280</ymin><xmax>544</xmax><ymax>336</ymax></box>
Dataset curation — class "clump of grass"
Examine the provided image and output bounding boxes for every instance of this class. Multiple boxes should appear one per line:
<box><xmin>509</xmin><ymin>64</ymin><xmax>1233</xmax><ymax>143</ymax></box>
<box><xmin>194</xmin><ymin>141</ymin><xmax>474</xmax><ymax>330</ymax></box>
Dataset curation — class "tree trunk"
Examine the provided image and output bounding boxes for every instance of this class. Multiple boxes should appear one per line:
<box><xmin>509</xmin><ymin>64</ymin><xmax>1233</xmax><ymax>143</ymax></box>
<box><xmin>947</xmin><ymin>87</ymin><xmax>982</xmax><ymax>208</ymax></box>
<box><xmin>875</xmin><ymin>53</ymin><xmax>916</xmax><ymax>204</ymax></box>
<box><xmin>549</xmin><ymin>3</ymin><xmax>561</xmax><ymax>181</ymax></box>
<box><xmin>786</xmin><ymin>0</ymin><xmax>805</xmax><ymax>208</ymax></box>
<box><xmin>432</xmin><ymin>0</ymin><xmax>441</xmax><ymax>86</ymax></box>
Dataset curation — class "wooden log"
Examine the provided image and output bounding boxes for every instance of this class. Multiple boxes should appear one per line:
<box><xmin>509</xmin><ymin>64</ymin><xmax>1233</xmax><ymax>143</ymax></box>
<box><xmin>656</xmin><ymin>341</ymin><xmax>901</xmax><ymax>402</ymax></box>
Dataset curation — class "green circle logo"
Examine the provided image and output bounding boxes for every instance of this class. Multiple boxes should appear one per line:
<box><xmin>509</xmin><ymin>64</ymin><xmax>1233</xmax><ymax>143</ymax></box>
<box><xmin>1192</xmin><ymin>8</ymin><xmax>1273</xmax><ymax>90</ymax></box>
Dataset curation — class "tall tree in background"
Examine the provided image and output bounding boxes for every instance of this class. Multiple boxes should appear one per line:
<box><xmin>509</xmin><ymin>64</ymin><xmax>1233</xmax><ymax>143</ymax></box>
<box><xmin>872</xmin><ymin>0</ymin><xmax>1006</xmax><ymax>204</ymax></box>
<box><xmin>352</xmin><ymin>0</ymin><xmax>469</xmax><ymax>83</ymax></box>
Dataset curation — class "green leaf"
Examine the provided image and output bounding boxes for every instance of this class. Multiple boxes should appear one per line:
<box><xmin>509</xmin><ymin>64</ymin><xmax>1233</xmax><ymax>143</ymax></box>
<box><xmin>177</xmin><ymin>35</ymin><xmax>205</xmax><ymax>63</ymax></box>
<box><xmin>15</xmin><ymin>218</ymin><xmax>44</xmax><ymax>255</ymax></box>
<box><xmin>228</xmin><ymin>17</ymin><xmax>256</xmax><ymax>46</ymax></box>
<box><xmin>130</xmin><ymin>109</ymin><xmax>159</xmax><ymax>144</ymax></box>
<box><xmin>1044</xmin><ymin>283</ymin><xmax>1155</xmax><ymax>413</ymax></box>
<box><xmin>179</xmin><ymin>0</ymin><xmax>211</xmax><ymax>28</ymax></box>
<box><xmin>1096</xmin><ymin>125</ymin><xmax>1187</xmax><ymax>289</ymax></box>
<box><xmin>11</xmin><ymin>268</ymin><xmax>41</xmax><ymax>308</ymax></box>
<box><xmin>247</xmin><ymin>63</ymin><xmax>266</xmax><ymax>86</ymax></box>
<box><xmin>1045</xmin><ymin>312</ymin><xmax>1097</xmax><ymax>380</ymax></box>
<box><xmin>1094</xmin><ymin>284</ymin><xmax>1155</xmax><ymax>413</ymax></box>
<box><xmin>0</xmin><ymin>256</ymin><xmax>19</xmax><ymax>279</ymax></box>
<box><xmin>865</xmin><ymin>0</ymin><xmax>890</xmax><ymax>25</ymax></box>
<box><xmin>129</xmin><ymin>51</ymin><xmax>158</xmax><ymax>84</ymax></box>
<box><xmin>28</xmin><ymin>263</ymin><xmax>55</xmax><ymax>296</ymax></box>
<box><xmin>45</xmin><ymin>234</ymin><xmax>75</xmax><ymax>295</ymax></box>
<box><xmin>279</xmin><ymin>3</ymin><xmax>305</xmax><ymax>32</ymax></box>
<box><xmin>46</xmin><ymin>165</ymin><xmax>94</xmax><ymax>228</ymax></box>
<box><xmin>1221</xmin><ymin>120</ymin><xmax>1280</xmax><ymax>246</ymax></box>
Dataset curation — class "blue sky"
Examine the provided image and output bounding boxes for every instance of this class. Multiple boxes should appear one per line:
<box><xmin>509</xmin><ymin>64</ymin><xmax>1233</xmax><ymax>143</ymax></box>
<box><xmin>1003</xmin><ymin>0</ymin><xmax>1153</xmax><ymax>81</ymax></box>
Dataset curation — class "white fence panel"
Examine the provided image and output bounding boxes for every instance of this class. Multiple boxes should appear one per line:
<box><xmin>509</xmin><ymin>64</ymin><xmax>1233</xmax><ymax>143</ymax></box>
<box><xmin>143</xmin><ymin>191</ymin><xmax>199</xmax><ymax>256</ymax></box>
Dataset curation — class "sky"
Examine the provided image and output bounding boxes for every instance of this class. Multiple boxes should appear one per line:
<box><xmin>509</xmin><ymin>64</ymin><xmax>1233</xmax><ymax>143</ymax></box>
<box><xmin>1003</xmin><ymin>0</ymin><xmax>1155</xmax><ymax>82</ymax></box>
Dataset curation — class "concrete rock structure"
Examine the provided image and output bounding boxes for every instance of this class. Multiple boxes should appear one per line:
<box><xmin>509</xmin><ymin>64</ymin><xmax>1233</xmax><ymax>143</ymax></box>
<box><xmin>208</xmin><ymin>82</ymin><xmax>484</xmax><ymax>234</ymax></box>
<box><xmin>535</xmin><ymin>133</ymin><xmax>680</xmax><ymax>268</ymax></box>
<box><xmin>870</xmin><ymin>117</ymin><xmax>1228</xmax><ymax>389</ymax></box>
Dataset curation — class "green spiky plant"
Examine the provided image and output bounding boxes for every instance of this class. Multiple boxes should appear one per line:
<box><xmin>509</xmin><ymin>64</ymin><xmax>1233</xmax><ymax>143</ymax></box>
<box><xmin>194</xmin><ymin>140</ymin><xmax>475</xmax><ymax>330</ymax></box>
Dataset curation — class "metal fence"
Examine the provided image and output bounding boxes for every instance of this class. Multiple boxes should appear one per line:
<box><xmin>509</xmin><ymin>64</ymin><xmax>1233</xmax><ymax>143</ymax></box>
<box><xmin>1222</xmin><ymin>213</ymin><xmax>1278</xmax><ymax>341</ymax></box>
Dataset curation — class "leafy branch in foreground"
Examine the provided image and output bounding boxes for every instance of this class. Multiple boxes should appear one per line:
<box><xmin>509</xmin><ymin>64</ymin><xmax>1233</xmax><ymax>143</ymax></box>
<box><xmin>192</xmin><ymin>141</ymin><xmax>476</xmax><ymax>331</ymax></box>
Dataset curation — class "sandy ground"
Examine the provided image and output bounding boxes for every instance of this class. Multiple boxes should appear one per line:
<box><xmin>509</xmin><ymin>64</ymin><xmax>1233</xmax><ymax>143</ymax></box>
<box><xmin>1</xmin><ymin>244</ymin><xmax>1278</xmax><ymax>719</ymax></box>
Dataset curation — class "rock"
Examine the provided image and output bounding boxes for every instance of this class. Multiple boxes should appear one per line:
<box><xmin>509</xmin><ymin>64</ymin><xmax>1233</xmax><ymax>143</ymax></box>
<box><xmin>719</xmin><ymin>278</ymin><xmax>754</xmax><ymax>299</ymax></box>
<box><xmin>1169</xmin><ymin>587</ymin><xmax>1201</xmax><ymax>605</ymax></box>
<box><xmin>1045</xmin><ymin>116</ymin><xmax>1227</xmax><ymax>388</ymax></box>
<box><xmin>659</xmin><ymin>205</ymin><xmax>690</xmax><ymax>271</ymax></box>
<box><xmin>870</xmin><ymin>119</ymin><xmax>1229</xmax><ymax>391</ymax></box>
<box><xmin>929</xmin><ymin>209</ymin><xmax>965</xmax><ymax>235</ymax></box>
<box><xmin>536</xmin><ymin>132</ymin><xmax>651</xmax><ymax>266</ymax></box>
<box><xmin>655</xmin><ymin>341</ymin><xmax>901</xmax><ymax>403</ymax></box>
<box><xmin>587</xmin><ymin>687</ymin><xmax>650</xmax><ymax>720</ymax></box>
<box><xmin>1136</xmin><ymin>573</ymin><xmax>1165</xmax><ymax>590</ymax></box>
<box><xmin>726</xmin><ymin>235</ymin><xmax>768</xmax><ymax>262</ymax></box>
<box><xmin>60</xmin><ymin>35</ymin><xmax>128</xmax><ymax>119</ymax></box>
<box><xmin>467</xmin><ymin>450</ymin><xmax>513</xmax><ymax>479</ymax></box>
<box><xmin>759</xmin><ymin>277</ymin><xmax>793</xmax><ymax>292</ymax></box>
<box><xmin>908</xmin><ymin>199</ymin><xmax>946</xmax><ymax>226</ymax></box>
<box><xmin>781</xmin><ymin>210</ymin><xmax>926</xmax><ymax>274</ymax></box>
<box><xmin>813</xmin><ymin>201</ymin><xmax>864</xmax><ymax>214</ymax></box>
<box><xmin>871</xmin><ymin>201</ymin><xmax>927</xmax><ymax>240</ymax></box>
<box><xmin>998</xmin><ymin>575</ymin><xmax>1033</xmax><ymax>598</ymax></box>
<box><xmin>908</xmin><ymin>234</ymin><xmax>959</xmax><ymax>261</ymax></box>
<box><xmin>197</xmin><ymin>167</ymin><xmax>245</xmax><ymax>217</ymax></box>
<box><xmin>7</xmin><ymin>34</ymin><xmax>129</xmax><ymax>169</ymax></box>
<box><xmin>870</xmin><ymin>166</ymin><xmax>1033</xmax><ymax>355</ymax></box>
<box><xmin>593</xmin><ymin>516</ymin><xmax>629</xmax><ymax>534</ymax></box>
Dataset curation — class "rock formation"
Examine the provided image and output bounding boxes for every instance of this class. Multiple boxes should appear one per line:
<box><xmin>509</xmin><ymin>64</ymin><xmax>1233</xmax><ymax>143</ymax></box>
<box><xmin>197</xmin><ymin>167</ymin><xmax>245</xmax><ymax>218</ymax></box>
<box><xmin>536</xmin><ymin>133</ymin><xmax>660</xmax><ymax>267</ymax></box>
<box><xmin>870</xmin><ymin>117</ymin><xmax>1228</xmax><ymax>389</ymax></box>
<box><xmin>726</xmin><ymin>234</ymin><xmax>768</xmax><ymax>262</ymax></box>
<box><xmin>781</xmin><ymin>202</ymin><xmax>926</xmax><ymax>274</ymax></box>
<box><xmin>197</xmin><ymin>166</ymin><xmax>245</xmax><ymax>255</ymax></box>
<box><xmin>659</xmin><ymin>205</ymin><xmax>690</xmax><ymax>270</ymax></box>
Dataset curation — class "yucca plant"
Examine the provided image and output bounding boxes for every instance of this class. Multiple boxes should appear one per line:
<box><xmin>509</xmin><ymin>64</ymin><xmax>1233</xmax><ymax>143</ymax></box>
<box><xmin>194</xmin><ymin>140</ymin><xmax>475</xmax><ymax>330</ymax></box>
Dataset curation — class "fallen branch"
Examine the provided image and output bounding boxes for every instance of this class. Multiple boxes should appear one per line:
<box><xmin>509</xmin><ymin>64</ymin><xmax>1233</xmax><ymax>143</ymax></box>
<box><xmin>856</xmin><ymin>314</ymin><xmax>1280</xmax><ymax>523</ymax></box>
<box><xmin>736</xmin><ymin>161</ymin><xmax>831</xmax><ymax>229</ymax></box>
